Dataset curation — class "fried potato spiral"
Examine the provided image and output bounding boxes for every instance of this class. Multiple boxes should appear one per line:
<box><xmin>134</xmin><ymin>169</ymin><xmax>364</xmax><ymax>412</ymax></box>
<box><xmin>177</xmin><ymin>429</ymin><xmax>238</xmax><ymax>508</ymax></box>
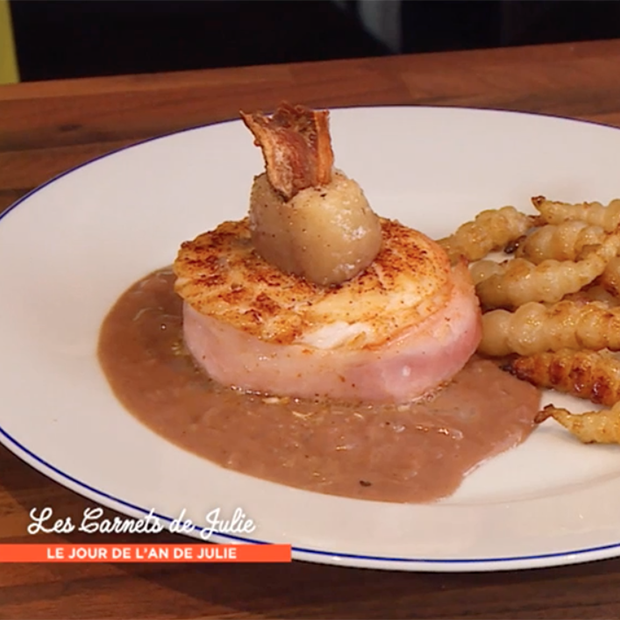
<box><xmin>437</xmin><ymin>206</ymin><xmax>533</xmax><ymax>263</ymax></box>
<box><xmin>507</xmin><ymin>349</ymin><xmax>620</xmax><ymax>406</ymax></box>
<box><xmin>442</xmin><ymin>194</ymin><xmax>620</xmax><ymax>447</ymax></box>
<box><xmin>536</xmin><ymin>403</ymin><xmax>620</xmax><ymax>444</ymax></box>
<box><xmin>599</xmin><ymin>256</ymin><xmax>620</xmax><ymax>297</ymax></box>
<box><xmin>563</xmin><ymin>284</ymin><xmax>620</xmax><ymax>306</ymax></box>
<box><xmin>469</xmin><ymin>259</ymin><xmax>504</xmax><ymax>285</ymax></box>
<box><xmin>514</xmin><ymin>221</ymin><xmax>606</xmax><ymax>264</ymax></box>
<box><xmin>478</xmin><ymin>300</ymin><xmax>620</xmax><ymax>357</ymax></box>
<box><xmin>475</xmin><ymin>235</ymin><xmax>620</xmax><ymax>310</ymax></box>
<box><xmin>533</xmin><ymin>196</ymin><xmax>620</xmax><ymax>232</ymax></box>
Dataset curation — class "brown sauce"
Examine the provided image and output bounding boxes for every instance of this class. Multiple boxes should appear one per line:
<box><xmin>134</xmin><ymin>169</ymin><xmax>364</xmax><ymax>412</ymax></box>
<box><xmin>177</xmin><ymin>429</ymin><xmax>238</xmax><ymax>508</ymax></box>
<box><xmin>98</xmin><ymin>269</ymin><xmax>541</xmax><ymax>504</ymax></box>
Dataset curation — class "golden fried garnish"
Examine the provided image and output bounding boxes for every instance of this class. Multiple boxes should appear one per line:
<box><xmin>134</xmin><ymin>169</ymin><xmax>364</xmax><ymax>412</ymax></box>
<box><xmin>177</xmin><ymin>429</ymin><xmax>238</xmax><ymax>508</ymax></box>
<box><xmin>478</xmin><ymin>300</ymin><xmax>620</xmax><ymax>357</ymax></box>
<box><xmin>563</xmin><ymin>284</ymin><xmax>620</xmax><ymax>306</ymax></box>
<box><xmin>599</xmin><ymin>256</ymin><xmax>620</xmax><ymax>297</ymax></box>
<box><xmin>535</xmin><ymin>403</ymin><xmax>620</xmax><ymax>444</ymax></box>
<box><xmin>437</xmin><ymin>206</ymin><xmax>533</xmax><ymax>263</ymax></box>
<box><xmin>443</xmin><ymin>194</ymin><xmax>620</xmax><ymax>449</ymax></box>
<box><xmin>532</xmin><ymin>195</ymin><xmax>620</xmax><ymax>232</ymax></box>
<box><xmin>174</xmin><ymin>217</ymin><xmax>454</xmax><ymax>347</ymax></box>
<box><xmin>515</xmin><ymin>221</ymin><xmax>606</xmax><ymax>263</ymax></box>
<box><xmin>240</xmin><ymin>102</ymin><xmax>334</xmax><ymax>200</ymax></box>
<box><xmin>507</xmin><ymin>349</ymin><xmax>620</xmax><ymax>406</ymax></box>
<box><xmin>475</xmin><ymin>235</ymin><xmax>620</xmax><ymax>310</ymax></box>
<box><xmin>469</xmin><ymin>259</ymin><xmax>504</xmax><ymax>285</ymax></box>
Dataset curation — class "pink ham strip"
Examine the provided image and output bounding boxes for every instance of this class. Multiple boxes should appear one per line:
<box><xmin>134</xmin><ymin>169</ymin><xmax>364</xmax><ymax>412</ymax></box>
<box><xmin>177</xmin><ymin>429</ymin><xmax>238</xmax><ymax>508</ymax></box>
<box><xmin>182</xmin><ymin>263</ymin><xmax>482</xmax><ymax>403</ymax></box>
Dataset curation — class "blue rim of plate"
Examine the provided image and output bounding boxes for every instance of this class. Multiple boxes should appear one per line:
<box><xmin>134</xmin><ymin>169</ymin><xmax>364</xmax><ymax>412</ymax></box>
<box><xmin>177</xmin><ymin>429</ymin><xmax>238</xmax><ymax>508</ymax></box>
<box><xmin>2</xmin><ymin>106</ymin><xmax>620</xmax><ymax>569</ymax></box>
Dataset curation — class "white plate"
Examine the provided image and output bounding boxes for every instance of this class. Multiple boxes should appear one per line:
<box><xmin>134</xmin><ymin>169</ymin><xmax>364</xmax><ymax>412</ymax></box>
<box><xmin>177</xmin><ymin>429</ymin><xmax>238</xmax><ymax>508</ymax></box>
<box><xmin>2</xmin><ymin>106</ymin><xmax>620</xmax><ymax>572</ymax></box>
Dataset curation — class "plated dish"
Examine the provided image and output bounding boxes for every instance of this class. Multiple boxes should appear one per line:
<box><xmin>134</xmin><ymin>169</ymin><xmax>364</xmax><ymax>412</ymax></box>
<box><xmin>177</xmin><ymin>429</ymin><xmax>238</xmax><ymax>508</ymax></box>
<box><xmin>2</xmin><ymin>106</ymin><xmax>620</xmax><ymax>571</ymax></box>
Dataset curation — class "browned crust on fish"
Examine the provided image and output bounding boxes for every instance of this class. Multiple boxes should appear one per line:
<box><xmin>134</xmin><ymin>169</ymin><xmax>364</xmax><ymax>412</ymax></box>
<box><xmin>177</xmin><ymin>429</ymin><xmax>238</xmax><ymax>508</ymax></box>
<box><xmin>174</xmin><ymin>218</ymin><xmax>455</xmax><ymax>347</ymax></box>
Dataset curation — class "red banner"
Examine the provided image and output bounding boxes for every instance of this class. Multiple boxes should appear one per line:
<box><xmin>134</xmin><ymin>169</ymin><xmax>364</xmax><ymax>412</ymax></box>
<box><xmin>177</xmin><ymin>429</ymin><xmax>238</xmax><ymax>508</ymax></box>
<box><xmin>0</xmin><ymin>543</ymin><xmax>292</xmax><ymax>563</ymax></box>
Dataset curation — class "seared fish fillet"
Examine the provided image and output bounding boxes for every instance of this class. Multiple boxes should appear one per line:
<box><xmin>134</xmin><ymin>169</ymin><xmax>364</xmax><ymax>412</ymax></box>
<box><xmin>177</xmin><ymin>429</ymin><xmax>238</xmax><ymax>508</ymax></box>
<box><xmin>174</xmin><ymin>218</ymin><xmax>481</xmax><ymax>402</ymax></box>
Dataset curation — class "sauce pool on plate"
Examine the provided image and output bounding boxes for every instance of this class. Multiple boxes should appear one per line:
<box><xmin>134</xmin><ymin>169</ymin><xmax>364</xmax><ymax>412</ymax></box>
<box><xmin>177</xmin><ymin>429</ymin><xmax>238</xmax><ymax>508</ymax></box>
<box><xmin>98</xmin><ymin>269</ymin><xmax>541</xmax><ymax>504</ymax></box>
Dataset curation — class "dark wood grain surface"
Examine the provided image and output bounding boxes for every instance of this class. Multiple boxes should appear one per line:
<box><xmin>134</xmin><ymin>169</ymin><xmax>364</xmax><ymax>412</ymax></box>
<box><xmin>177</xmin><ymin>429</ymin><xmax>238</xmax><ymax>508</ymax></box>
<box><xmin>2</xmin><ymin>39</ymin><xmax>620</xmax><ymax>619</ymax></box>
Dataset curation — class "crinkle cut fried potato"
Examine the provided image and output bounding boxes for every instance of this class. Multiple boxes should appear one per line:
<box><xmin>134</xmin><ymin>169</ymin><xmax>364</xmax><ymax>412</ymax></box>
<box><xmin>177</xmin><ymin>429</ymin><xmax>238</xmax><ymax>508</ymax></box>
<box><xmin>599</xmin><ymin>256</ymin><xmax>620</xmax><ymax>297</ymax></box>
<box><xmin>475</xmin><ymin>235</ymin><xmax>620</xmax><ymax>310</ymax></box>
<box><xmin>536</xmin><ymin>403</ymin><xmax>620</xmax><ymax>444</ymax></box>
<box><xmin>563</xmin><ymin>284</ymin><xmax>620</xmax><ymax>306</ymax></box>
<box><xmin>506</xmin><ymin>349</ymin><xmax>620</xmax><ymax>407</ymax></box>
<box><xmin>441</xmin><ymin>194</ymin><xmax>620</xmax><ymax>444</ymax></box>
<box><xmin>515</xmin><ymin>221</ymin><xmax>606</xmax><ymax>263</ymax></box>
<box><xmin>533</xmin><ymin>195</ymin><xmax>620</xmax><ymax>232</ymax></box>
<box><xmin>479</xmin><ymin>300</ymin><xmax>620</xmax><ymax>357</ymax></box>
<box><xmin>437</xmin><ymin>206</ymin><xmax>534</xmax><ymax>263</ymax></box>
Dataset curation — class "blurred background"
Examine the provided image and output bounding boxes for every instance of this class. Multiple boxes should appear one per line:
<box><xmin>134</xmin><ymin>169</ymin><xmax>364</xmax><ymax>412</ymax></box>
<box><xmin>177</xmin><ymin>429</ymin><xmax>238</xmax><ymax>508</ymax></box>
<box><xmin>6</xmin><ymin>0</ymin><xmax>620</xmax><ymax>82</ymax></box>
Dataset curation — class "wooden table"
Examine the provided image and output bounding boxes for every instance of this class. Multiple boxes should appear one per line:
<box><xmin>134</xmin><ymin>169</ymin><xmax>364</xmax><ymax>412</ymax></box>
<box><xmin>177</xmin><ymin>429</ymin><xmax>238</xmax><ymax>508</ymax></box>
<box><xmin>2</xmin><ymin>38</ymin><xmax>620</xmax><ymax>619</ymax></box>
